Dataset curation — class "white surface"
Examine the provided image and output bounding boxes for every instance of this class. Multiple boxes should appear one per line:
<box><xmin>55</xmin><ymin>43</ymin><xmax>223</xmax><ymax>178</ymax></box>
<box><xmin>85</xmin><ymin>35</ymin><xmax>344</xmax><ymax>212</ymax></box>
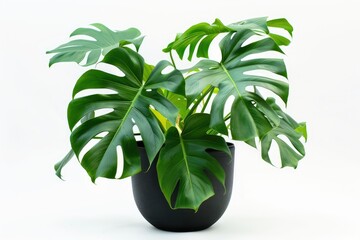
<box><xmin>1</xmin><ymin>0</ymin><xmax>360</xmax><ymax>239</ymax></box>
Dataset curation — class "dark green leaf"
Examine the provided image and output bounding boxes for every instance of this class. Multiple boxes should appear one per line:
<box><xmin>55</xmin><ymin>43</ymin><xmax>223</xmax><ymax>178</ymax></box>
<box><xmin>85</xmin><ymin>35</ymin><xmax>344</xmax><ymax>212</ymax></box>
<box><xmin>157</xmin><ymin>113</ymin><xmax>230</xmax><ymax>211</ymax></box>
<box><xmin>68</xmin><ymin>47</ymin><xmax>184</xmax><ymax>181</ymax></box>
<box><xmin>166</xmin><ymin>17</ymin><xmax>292</xmax><ymax>62</ymax></box>
<box><xmin>164</xmin><ymin>18</ymin><xmax>231</xmax><ymax>60</ymax></box>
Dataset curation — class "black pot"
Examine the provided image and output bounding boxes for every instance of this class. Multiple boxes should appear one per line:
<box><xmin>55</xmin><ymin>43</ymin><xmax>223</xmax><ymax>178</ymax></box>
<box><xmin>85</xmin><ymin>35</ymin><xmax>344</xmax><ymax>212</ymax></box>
<box><xmin>131</xmin><ymin>142</ymin><xmax>235</xmax><ymax>232</ymax></box>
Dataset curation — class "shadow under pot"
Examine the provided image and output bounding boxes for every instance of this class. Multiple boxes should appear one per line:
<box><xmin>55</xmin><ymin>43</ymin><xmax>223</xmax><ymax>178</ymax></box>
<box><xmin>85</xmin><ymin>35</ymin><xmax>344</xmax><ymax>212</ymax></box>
<box><xmin>131</xmin><ymin>141</ymin><xmax>235</xmax><ymax>232</ymax></box>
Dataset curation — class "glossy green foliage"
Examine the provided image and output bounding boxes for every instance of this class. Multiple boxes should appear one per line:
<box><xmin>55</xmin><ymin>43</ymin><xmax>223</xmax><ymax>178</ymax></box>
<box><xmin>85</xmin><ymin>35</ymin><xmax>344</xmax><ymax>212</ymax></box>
<box><xmin>67</xmin><ymin>47</ymin><xmax>184</xmax><ymax>181</ymax></box>
<box><xmin>48</xmin><ymin>19</ymin><xmax>306</xmax><ymax>211</ymax></box>
<box><xmin>184</xmin><ymin>29</ymin><xmax>287</xmax><ymax>141</ymax></box>
<box><xmin>166</xmin><ymin>17</ymin><xmax>305</xmax><ymax>167</ymax></box>
<box><xmin>164</xmin><ymin>17</ymin><xmax>292</xmax><ymax>61</ymax></box>
<box><xmin>47</xmin><ymin>23</ymin><xmax>143</xmax><ymax>66</ymax></box>
<box><xmin>157</xmin><ymin>113</ymin><xmax>230</xmax><ymax>211</ymax></box>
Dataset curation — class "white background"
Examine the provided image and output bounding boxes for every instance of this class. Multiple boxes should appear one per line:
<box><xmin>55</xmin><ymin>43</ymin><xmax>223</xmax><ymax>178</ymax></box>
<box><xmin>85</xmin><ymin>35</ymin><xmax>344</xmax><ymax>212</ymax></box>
<box><xmin>1</xmin><ymin>0</ymin><xmax>359</xmax><ymax>239</ymax></box>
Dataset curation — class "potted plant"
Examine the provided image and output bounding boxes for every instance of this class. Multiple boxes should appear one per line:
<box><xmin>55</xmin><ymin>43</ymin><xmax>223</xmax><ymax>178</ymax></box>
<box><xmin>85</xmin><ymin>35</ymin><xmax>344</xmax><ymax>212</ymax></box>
<box><xmin>47</xmin><ymin>17</ymin><xmax>307</xmax><ymax>232</ymax></box>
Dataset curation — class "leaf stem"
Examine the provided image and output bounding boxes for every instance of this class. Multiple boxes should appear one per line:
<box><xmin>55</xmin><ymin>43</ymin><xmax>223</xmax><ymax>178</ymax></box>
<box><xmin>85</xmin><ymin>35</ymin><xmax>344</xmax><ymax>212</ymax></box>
<box><xmin>175</xmin><ymin>114</ymin><xmax>182</xmax><ymax>133</ymax></box>
<box><xmin>200</xmin><ymin>88</ymin><xmax>214</xmax><ymax>113</ymax></box>
<box><xmin>186</xmin><ymin>86</ymin><xmax>214</xmax><ymax>118</ymax></box>
<box><xmin>170</xmin><ymin>51</ymin><xmax>177</xmax><ymax>69</ymax></box>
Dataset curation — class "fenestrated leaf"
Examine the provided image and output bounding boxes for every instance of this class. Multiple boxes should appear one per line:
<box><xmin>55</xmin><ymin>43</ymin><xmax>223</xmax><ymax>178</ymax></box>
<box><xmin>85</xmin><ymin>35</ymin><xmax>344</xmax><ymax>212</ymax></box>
<box><xmin>165</xmin><ymin>17</ymin><xmax>291</xmax><ymax>61</ymax></box>
<box><xmin>164</xmin><ymin>18</ymin><xmax>230</xmax><ymax>60</ymax></box>
<box><xmin>185</xmin><ymin>28</ymin><xmax>288</xmax><ymax>141</ymax></box>
<box><xmin>68</xmin><ymin>47</ymin><xmax>184</xmax><ymax>181</ymax></box>
<box><xmin>157</xmin><ymin>113</ymin><xmax>231</xmax><ymax>211</ymax></box>
<box><xmin>47</xmin><ymin>23</ymin><xmax>142</xmax><ymax>67</ymax></box>
<box><xmin>260</xmin><ymin>98</ymin><xmax>306</xmax><ymax>168</ymax></box>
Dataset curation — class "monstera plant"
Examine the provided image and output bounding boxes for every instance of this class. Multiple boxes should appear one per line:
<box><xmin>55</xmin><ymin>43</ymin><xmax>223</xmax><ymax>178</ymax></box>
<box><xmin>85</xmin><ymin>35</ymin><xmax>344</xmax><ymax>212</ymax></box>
<box><xmin>47</xmin><ymin>17</ymin><xmax>306</xmax><ymax>215</ymax></box>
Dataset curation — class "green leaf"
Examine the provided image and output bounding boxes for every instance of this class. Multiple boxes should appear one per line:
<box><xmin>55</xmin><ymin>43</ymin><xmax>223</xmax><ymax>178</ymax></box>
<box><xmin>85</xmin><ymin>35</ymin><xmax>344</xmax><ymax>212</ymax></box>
<box><xmin>260</xmin><ymin>99</ymin><xmax>306</xmax><ymax>168</ymax></box>
<box><xmin>157</xmin><ymin>113</ymin><xmax>230</xmax><ymax>211</ymax></box>
<box><xmin>185</xmin><ymin>28</ymin><xmax>288</xmax><ymax>141</ymax></box>
<box><xmin>269</xmin><ymin>33</ymin><xmax>291</xmax><ymax>46</ymax></box>
<box><xmin>67</xmin><ymin>47</ymin><xmax>184</xmax><ymax>181</ymax></box>
<box><xmin>165</xmin><ymin>17</ymin><xmax>291</xmax><ymax>61</ymax></box>
<box><xmin>47</xmin><ymin>23</ymin><xmax>142</xmax><ymax>67</ymax></box>
<box><xmin>164</xmin><ymin>18</ymin><xmax>231</xmax><ymax>60</ymax></box>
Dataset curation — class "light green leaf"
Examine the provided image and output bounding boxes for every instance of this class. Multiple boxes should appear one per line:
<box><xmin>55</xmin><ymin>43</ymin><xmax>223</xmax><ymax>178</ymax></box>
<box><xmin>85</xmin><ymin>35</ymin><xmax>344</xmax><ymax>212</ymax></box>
<box><xmin>47</xmin><ymin>23</ymin><xmax>142</xmax><ymax>67</ymax></box>
<box><xmin>296</xmin><ymin>122</ymin><xmax>308</xmax><ymax>141</ymax></box>
<box><xmin>68</xmin><ymin>47</ymin><xmax>184</xmax><ymax>181</ymax></box>
<box><xmin>157</xmin><ymin>113</ymin><xmax>230</xmax><ymax>211</ymax></box>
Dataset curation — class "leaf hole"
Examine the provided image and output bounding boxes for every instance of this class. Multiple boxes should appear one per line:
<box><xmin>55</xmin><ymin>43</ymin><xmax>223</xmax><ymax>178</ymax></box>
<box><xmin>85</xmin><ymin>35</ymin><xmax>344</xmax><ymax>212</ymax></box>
<box><xmin>161</xmin><ymin>65</ymin><xmax>174</xmax><ymax>75</ymax></box>
<box><xmin>74</xmin><ymin>89</ymin><xmax>117</xmax><ymax>99</ymax></box>
<box><xmin>78</xmin><ymin>132</ymin><xmax>109</xmax><ymax>162</ymax></box>
<box><xmin>94</xmin><ymin>108</ymin><xmax>114</xmax><ymax>118</ymax></box>
<box><xmin>267</xmin><ymin>139</ymin><xmax>282</xmax><ymax>168</ymax></box>
<box><xmin>241</xmin><ymin>34</ymin><xmax>268</xmax><ymax>47</ymax></box>
<box><xmin>96</xmin><ymin>62</ymin><xmax>126</xmax><ymax>77</ymax></box>
<box><xmin>224</xmin><ymin>95</ymin><xmax>235</xmax><ymax>117</ymax></box>
<box><xmin>115</xmin><ymin>145</ymin><xmax>124</xmax><ymax>179</ymax></box>
<box><xmin>269</xmin><ymin>27</ymin><xmax>292</xmax><ymax>40</ymax></box>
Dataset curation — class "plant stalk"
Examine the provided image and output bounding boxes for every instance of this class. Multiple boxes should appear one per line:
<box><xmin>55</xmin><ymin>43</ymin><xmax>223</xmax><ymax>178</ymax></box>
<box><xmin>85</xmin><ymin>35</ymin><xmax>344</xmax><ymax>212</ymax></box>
<box><xmin>170</xmin><ymin>51</ymin><xmax>177</xmax><ymax>69</ymax></box>
<box><xmin>200</xmin><ymin>88</ymin><xmax>214</xmax><ymax>113</ymax></box>
<box><xmin>186</xmin><ymin>86</ymin><xmax>214</xmax><ymax>118</ymax></box>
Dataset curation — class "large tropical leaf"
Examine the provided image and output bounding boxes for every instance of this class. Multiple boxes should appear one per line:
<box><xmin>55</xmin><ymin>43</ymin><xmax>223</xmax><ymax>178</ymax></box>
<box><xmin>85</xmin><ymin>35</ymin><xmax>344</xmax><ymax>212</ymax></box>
<box><xmin>157</xmin><ymin>113</ymin><xmax>231</xmax><ymax>211</ymax></box>
<box><xmin>164</xmin><ymin>17</ymin><xmax>291</xmax><ymax>61</ymax></box>
<box><xmin>67</xmin><ymin>47</ymin><xmax>184</xmax><ymax>181</ymax></box>
<box><xmin>183</xmin><ymin>28</ymin><xmax>288</xmax><ymax>141</ymax></box>
<box><xmin>260</xmin><ymin>98</ymin><xmax>306</xmax><ymax>168</ymax></box>
<box><xmin>47</xmin><ymin>23</ymin><xmax>143</xmax><ymax>66</ymax></box>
